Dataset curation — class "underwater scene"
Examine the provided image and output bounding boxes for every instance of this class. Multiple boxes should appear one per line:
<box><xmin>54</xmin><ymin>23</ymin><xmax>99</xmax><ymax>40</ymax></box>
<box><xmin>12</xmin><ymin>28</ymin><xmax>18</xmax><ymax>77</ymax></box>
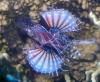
<box><xmin>0</xmin><ymin>0</ymin><xmax>100</xmax><ymax>82</ymax></box>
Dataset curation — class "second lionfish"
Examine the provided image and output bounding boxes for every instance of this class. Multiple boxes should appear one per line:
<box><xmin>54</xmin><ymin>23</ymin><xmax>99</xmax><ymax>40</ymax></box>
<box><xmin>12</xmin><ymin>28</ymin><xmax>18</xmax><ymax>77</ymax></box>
<box><xmin>15</xmin><ymin>9</ymin><xmax>96</xmax><ymax>76</ymax></box>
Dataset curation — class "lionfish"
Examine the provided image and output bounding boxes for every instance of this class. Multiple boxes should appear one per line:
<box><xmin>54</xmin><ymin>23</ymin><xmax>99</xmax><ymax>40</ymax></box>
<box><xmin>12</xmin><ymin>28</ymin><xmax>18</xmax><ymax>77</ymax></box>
<box><xmin>15</xmin><ymin>9</ymin><xmax>96</xmax><ymax>76</ymax></box>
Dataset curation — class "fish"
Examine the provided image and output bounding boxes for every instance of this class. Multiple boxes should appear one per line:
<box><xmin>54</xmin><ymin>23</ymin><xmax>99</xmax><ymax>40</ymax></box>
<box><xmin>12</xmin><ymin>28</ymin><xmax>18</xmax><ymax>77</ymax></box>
<box><xmin>25</xmin><ymin>9</ymin><xmax>81</xmax><ymax>75</ymax></box>
<box><xmin>15</xmin><ymin>9</ymin><xmax>96</xmax><ymax>76</ymax></box>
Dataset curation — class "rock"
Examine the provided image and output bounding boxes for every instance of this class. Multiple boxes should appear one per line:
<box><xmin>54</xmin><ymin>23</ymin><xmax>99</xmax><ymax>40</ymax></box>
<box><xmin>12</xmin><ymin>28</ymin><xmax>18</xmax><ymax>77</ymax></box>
<box><xmin>0</xmin><ymin>52</ymin><xmax>9</xmax><ymax>60</ymax></box>
<box><xmin>77</xmin><ymin>44</ymin><xmax>97</xmax><ymax>58</ymax></box>
<box><xmin>40</xmin><ymin>4</ymin><xmax>48</xmax><ymax>11</ymax></box>
<box><xmin>82</xmin><ymin>0</ymin><xmax>88</xmax><ymax>9</ymax></box>
<box><xmin>30</xmin><ymin>5</ymin><xmax>38</xmax><ymax>11</ymax></box>
<box><xmin>82</xmin><ymin>11</ymin><xmax>88</xmax><ymax>18</ymax></box>
<box><xmin>46</xmin><ymin>1</ymin><xmax>51</xmax><ymax>6</ymax></box>
<box><xmin>93</xmin><ymin>31</ymin><xmax>100</xmax><ymax>44</ymax></box>
<box><xmin>64</xmin><ymin>74</ymin><xmax>71</xmax><ymax>82</ymax></box>
<box><xmin>78</xmin><ymin>0</ymin><xmax>82</xmax><ymax>4</ymax></box>
<box><xmin>0</xmin><ymin>1</ymin><xmax>9</xmax><ymax>11</ymax></box>
<box><xmin>34</xmin><ymin>0</ymin><xmax>40</xmax><ymax>5</ymax></box>
<box><xmin>2</xmin><ymin>20</ymin><xmax>7</xmax><ymax>26</ymax></box>
<box><xmin>96</xmin><ymin>6</ymin><xmax>100</xmax><ymax>12</ymax></box>
<box><xmin>29</xmin><ymin>11</ymin><xmax>39</xmax><ymax>20</ymax></box>
<box><xmin>35</xmin><ymin>75</ymin><xmax>53</xmax><ymax>82</ymax></box>
<box><xmin>14</xmin><ymin>4</ymin><xmax>20</xmax><ymax>10</ymax></box>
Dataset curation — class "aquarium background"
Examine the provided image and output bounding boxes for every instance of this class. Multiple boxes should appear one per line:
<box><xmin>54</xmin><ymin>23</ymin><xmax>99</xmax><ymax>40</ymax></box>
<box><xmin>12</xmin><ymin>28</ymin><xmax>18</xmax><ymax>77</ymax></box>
<box><xmin>0</xmin><ymin>0</ymin><xmax>100</xmax><ymax>82</ymax></box>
